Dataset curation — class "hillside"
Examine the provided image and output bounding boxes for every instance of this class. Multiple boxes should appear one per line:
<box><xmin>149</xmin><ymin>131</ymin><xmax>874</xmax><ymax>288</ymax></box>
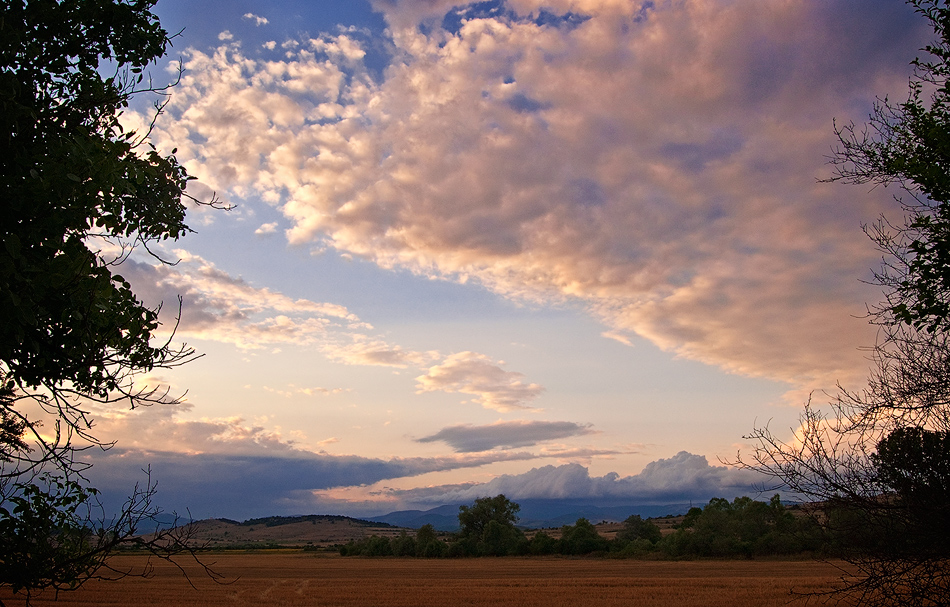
<box><xmin>180</xmin><ymin>515</ymin><xmax>409</xmax><ymax>548</ymax></box>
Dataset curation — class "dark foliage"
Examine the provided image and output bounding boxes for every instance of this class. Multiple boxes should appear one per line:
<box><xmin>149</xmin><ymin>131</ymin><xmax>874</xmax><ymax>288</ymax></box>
<box><xmin>659</xmin><ymin>496</ymin><xmax>821</xmax><ymax>559</ymax></box>
<box><xmin>829</xmin><ymin>0</ymin><xmax>950</xmax><ymax>335</ymax></box>
<box><xmin>742</xmin><ymin>2</ymin><xmax>950</xmax><ymax>605</ymax></box>
<box><xmin>0</xmin><ymin>0</ymin><xmax>223</xmax><ymax>602</ymax></box>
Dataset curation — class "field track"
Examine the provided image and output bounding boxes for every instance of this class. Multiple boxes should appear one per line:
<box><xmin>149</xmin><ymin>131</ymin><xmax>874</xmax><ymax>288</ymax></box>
<box><xmin>2</xmin><ymin>554</ymin><xmax>851</xmax><ymax>606</ymax></box>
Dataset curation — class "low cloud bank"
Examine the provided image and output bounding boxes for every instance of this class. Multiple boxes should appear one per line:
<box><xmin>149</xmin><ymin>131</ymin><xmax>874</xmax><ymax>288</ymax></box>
<box><xmin>391</xmin><ymin>452</ymin><xmax>761</xmax><ymax>507</ymax></box>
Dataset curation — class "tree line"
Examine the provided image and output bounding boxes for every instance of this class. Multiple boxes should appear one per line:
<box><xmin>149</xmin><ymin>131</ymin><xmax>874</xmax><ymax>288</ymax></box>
<box><xmin>339</xmin><ymin>494</ymin><xmax>838</xmax><ymax>559</ymax></box>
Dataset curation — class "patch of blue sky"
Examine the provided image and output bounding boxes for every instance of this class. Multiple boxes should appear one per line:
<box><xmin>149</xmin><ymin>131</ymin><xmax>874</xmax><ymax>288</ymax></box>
<box><xmin>441</xmin><ymin>0</ymin><xmax>514</xmax><ymax>35</ymax></box>
<box><xmin>157</xmin><ymin>0</ymin><xmax>385</xmax><ymax>50</ymax></box>
<box><xmin>440</xmin><ymin>0</ymin><xmax>590</xmax><ymax>35</ymax></box>
<box><xmin>532</xmin><ymin>9</ymin><xmax>590</xmax><ymax>30</ymax></box>
<box><xmin>173</xmin><ymin>215</ymin><xmax>524</xmax><ymax>325</ymax></box>
<box><xmin>155</xmin><ymin>0</ymin><xmax>393</xmax><ymax>80</ymax></box>
<box><xmin>633</xmin><ymin>1</ymin><xmax>655</xmax><ymax>23</ymax></box>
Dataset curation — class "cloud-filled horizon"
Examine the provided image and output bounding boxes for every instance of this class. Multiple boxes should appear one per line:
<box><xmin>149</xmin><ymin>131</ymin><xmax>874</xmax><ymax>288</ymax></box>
<box><xmin>83</xmin><ymin>403</ymin><xmax>757</xmax><ymax>518</ymax></box>
<box><xmin>79</xmin><ymin>0</ymin><xmax>937</xmax><ymax>519</ymax></box>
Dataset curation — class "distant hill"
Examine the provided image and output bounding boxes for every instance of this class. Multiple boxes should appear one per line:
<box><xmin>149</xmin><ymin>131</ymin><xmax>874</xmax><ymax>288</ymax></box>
<box><xmin>181</xmin><ymin>515</ymin><xmax>408</xmax><ymax>548</ymax></box>
<box><xmin>367</xmin><ymin>505</ymin><xmax>461</xmax><ymax>531</ymax></box>
<box><xmin>368</xmin><ymin>500</ymin><xmax>693</xmax><ymax>531</ymax></box>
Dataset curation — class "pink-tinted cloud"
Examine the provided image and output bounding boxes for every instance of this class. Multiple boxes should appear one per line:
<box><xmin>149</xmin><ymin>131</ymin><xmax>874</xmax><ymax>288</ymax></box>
<box><xmin>121</xmin><ymin>251</ymin><xmax>359</xmax><ymax>350</ymax></box>
<box><xmin>145</xmin><ymin>0</ymin><xmax>929</xmax><ymax>395</ymax></box>
<box><xmin>321</xmin><ymin>336</ymin><xmax>437</xmax><ymax>368</ymax></box>
<box><xmin>392</xmin><ymin>451</ymin><xmax>760</xmax><ymax>505</ymax></box>
<box><xmin>416</xmin><ymin>351</ymin><xmax>545</xmax><ymax>411</ymax></box>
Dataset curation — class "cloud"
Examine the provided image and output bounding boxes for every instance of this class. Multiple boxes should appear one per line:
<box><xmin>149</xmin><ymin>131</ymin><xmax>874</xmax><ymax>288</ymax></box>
<box><xmin>121</xmin><ymin>251</ymin><xmax>543</xmax><ymax>414</ymax></box>
<box><xmin>601</xmin><ymin>330</ymin><xmax>633</xmax><ymax>347</ymax></box>
<box><xmin>254</xmin><ymin>221</ymin><xmax>278</xmax><ymax>235</ymax></box>
<box><xmin>415</xmin><ymin>352</ymin><xmax>544</xmax><ymax>411</ymax></box>
<box><xmin>322</xmin><ymin>336</ymin><xmax>436</xmax><ymax>368</ymax></box>
<box><xmin>392</xmin><ymin>452</ymin><xmax>761</xmax><ymax>505</ymax></box>
<box><xmin>243</xmin><ymin>12</ymin><xmax>269</xmax><ymax>26</ymax></box>
<box><xmin>262</xmin><ymin>385</ymin><xmax>348</xmax><ymax>398</ymax></box>
<box><xmin>417</xmin><ymin>420</ymin><xmax>594</xmax><ymax>452</ymax></box>
<box><xmin>121</xmin><ymin>250</ymin><xmax>364</xmax><ymax>350</ymax></box>
<box><xmin>145</xmin><ymin>0</ymin><xmax>929</xmax><ymax>396</ymax></box>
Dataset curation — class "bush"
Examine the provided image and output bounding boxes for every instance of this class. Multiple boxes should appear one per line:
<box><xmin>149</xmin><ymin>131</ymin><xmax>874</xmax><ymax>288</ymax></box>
<box><xmin>558</xmin><ymin>518</ymin><xmax>609</xmax><ymax>555</ymax></box>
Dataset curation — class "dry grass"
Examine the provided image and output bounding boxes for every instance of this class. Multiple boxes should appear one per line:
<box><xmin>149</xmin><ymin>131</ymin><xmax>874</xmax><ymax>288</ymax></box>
<box><xmin>1</xmin><ymin>554</ymin><xmax>853</xmax><ymax>607</ymax></box>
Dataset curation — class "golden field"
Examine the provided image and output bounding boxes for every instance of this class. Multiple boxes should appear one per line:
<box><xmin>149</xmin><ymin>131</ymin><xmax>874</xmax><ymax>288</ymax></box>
<box><xmin>1</xmin><ymin>554</ymin><xmax>853</xmax><ymax>607</ymax></box>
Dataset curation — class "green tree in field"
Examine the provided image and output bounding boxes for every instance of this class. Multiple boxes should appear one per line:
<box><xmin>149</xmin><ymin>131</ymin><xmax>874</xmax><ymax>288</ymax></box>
<box><xmin>0</xmin><ymin>0</ymin><xmax>220</xmax><ymax>601</ymax></box>
<box><xmin>391</xmin><ymin>531</ymin><xmax>416</xmax><ymax>557</ymax></box>
<box><xmin>557</xmin><ymin>518</ymin><xmax>608</xmax><ymax>555</ymax></box>
<box><xmin>528</xmin><ymin>530</ymin><xmax>558</xmax><ymax>555</ymax></box>
<box><xmin>455</xmin><ymin>495</ymin><xmax>526</xmax><ymax>556</ymax></box>
<box><xmin>615</xmin><ymin>514</ymin><xmax>662</xmax><ymax>545</ymax></box>
<box><xmin>415</xmin><ymin>523</ymin><xmax>447</xmax><ymax>558</ymax></box>
<box><xmin>612</xmin><ymin>515</ymin><xmax>662</xmax><ymax>556</ymax></box>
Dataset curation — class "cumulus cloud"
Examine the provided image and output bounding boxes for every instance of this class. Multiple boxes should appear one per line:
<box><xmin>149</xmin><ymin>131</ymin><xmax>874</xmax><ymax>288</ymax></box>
<box><xmin>254</xmin><ymin>221</ymin><xmax>278</xmax><ymax>235</ymax></box>
<box><xmin>243</xmin><ymin>12</ymin><xmax>269</xmax><ymax>26</ymax></box>
<box><xmin>415</xmin><ymin>352</ymin><xmax>544</xmax><ymax>411</ymax></box>
<box><xmin>394</xmin><ymin>452</ymin><xmax>761</xmax><ymax>505</ymax></box>
<box><xmin>417</xmin><ymin>420</ymin><xmax>594</xmax><ymax>451</ymax></box>
<box><xmin>145</xmin><ymin>0</ymin><xmax>929</xmax><ymax>395</ymax></box>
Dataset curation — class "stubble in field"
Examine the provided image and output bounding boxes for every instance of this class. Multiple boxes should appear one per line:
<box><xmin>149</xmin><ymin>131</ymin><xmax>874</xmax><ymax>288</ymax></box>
<box><xmin>2</xmin><ymin>554</ymin><xmax>851</xmax><ymax>607</ymax></box>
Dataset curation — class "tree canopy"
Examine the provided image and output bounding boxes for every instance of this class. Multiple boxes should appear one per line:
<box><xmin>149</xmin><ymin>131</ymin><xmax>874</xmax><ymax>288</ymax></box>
<box><xmin>745</xmin><ymin>2</ymin><xmax>950</xmax><ymax>605</ymax></box>
<box><xmin>830</xmin><ymin>0</ymin><xmax>950</xmax><ymax>334</ymax></box>
<box><xmin>0</xmin><ymin>0</ymin><xmax>196</xmax><ymax>399</ymax></box>
<box><xmin>0</xmin><ymin>0</ymin><xmax>217</xmax><ymax>601</ymax></box>
<box><xmin>457</xmin><ymin>494</ymin><xmax>521</xmax><ymax>540</ymax></box>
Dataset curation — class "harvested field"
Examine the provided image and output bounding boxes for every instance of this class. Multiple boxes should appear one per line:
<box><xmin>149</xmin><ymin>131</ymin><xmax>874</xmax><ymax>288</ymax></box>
<box><xmin>1</xmin><ymin>554</ymin><xmax>853</xmax><ymax>607</ymax></box>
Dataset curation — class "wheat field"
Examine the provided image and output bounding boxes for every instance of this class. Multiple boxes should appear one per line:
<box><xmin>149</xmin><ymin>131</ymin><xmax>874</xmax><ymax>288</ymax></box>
<box><xmin>1</xmin><ymin>554</ymin><xmax>852</xmax><ymax>607</ymax></box>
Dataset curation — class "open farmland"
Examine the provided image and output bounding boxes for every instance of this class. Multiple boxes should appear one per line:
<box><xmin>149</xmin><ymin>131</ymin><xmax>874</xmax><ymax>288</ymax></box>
<box><xmin>1</xmin><ymin>554</ymin><xmax>854</xmax><ymax>607</ymax></box>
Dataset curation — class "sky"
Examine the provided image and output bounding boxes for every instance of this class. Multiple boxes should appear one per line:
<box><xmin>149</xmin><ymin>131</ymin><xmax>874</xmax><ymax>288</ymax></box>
<box><xmin>74</xmin><ymin>0</ymin><xmax>932</xmax><ymax>520</ymax></box>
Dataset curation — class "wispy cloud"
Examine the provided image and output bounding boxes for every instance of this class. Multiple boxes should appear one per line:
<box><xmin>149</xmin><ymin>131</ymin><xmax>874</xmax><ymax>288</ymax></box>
<box><xmin>322</xmin><ymin>336</ymin><xmax>437</xmax><ymax>368</ymax></box>
<box><xmin>123</xmin><ymin>251</ymin><xmax>359</xmax><ymax>350</ymax></box>
<box><xmin>417</xmin><ymin>420</ymin><xmax>594</xmax><ymax>452</ymax></box>
<box><xmin>415</xmin><ymin>352</ymin><xmax>544</xmax><ymax>411</ymax></box>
